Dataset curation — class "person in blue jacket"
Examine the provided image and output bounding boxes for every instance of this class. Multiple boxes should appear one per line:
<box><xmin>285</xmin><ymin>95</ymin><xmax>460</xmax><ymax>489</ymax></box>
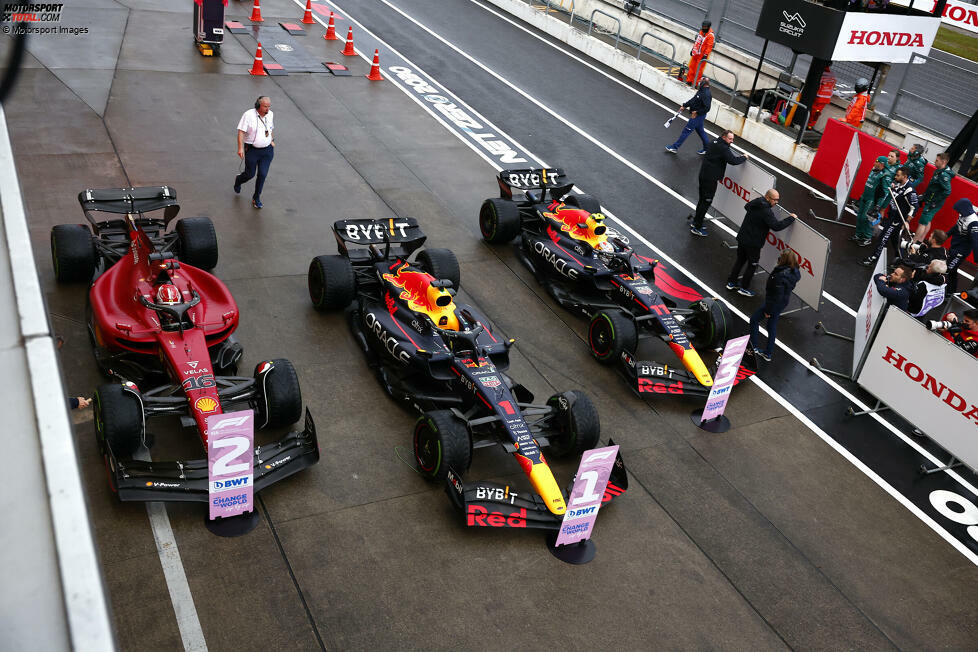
<box><xmin>749</xmin><ymin>249</ymin><xmax>801</xmax><ymax>362</ymax></box>
<box><xmin>946</xmin><ymin>198</ymin><xmax>978</xmax><ymax>296</ymax></box>
<box><xmin>665</xmin><ymin>78</ymin><xmax>712</xmax><ymax>155</ymax></box>
<box><xmin>873</xmin><ymin>263</ymin><xmax>914</xmax><ymax>312</ymax></box>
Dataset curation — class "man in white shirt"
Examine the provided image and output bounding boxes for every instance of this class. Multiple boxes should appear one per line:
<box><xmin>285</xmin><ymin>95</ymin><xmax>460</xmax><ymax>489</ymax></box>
<box><xmin>234</xmin><ymin>96</ymin><xmax>275</xmax><ymax>209</ymax></box>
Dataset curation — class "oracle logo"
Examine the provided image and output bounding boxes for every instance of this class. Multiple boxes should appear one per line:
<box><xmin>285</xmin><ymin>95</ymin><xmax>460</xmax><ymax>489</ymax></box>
<box><xmin>881</xmin><ymin>347</ymin><xmax>978</xmax><ymax>425</ymax></box>
<box><xmin>847</xmin><ymin>30</ymin><xmax>925</xmax><ymax>47</ymax></box>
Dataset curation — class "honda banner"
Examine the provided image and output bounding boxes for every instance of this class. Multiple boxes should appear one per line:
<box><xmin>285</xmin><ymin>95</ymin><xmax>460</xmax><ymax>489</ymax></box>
<box><xmin>852</xmin><ymin>254</ymin><xmax>888</xmax><ymax>378</ymax></box>
<box><xmin>831</xmin><ymin>13</ymin><xmax>941</xmax><ymax>63</ymax></box>
<box><xmin>857</xmin><ymin>309</ymin><xmax>978</xmax><ymax>472</ymax></box>
<box><xmin>836</xmin><ymin>133</ymin><xmax>862</xmax><ymax>221</ymax></box>
<box><xmin>713</xmin><ymin>161</ymin><xmax>775</xmax><ymax>228</ymax></box>
<box><xmin>555</xmin><ymin>445</ymin><xmax>619</xmax><ymax>546</ymax></box>
<box><xmin>891</xmin><ymin>0</ymin><xmax>978</xmax><ymax>35</ymax></box>
<box><xmin>207</xmin><ymin>409</ymin><xmax>255</xmax><ymax>520</ymax></box>
<box><xmin>757</xmin><ymin>210</ymin><xmax>831</xmax><ymax>310</ymax></box>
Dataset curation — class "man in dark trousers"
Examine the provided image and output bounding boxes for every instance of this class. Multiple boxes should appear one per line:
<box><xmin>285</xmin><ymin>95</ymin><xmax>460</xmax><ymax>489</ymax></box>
<box><xmin>234</xmin><ymin>95</ymin><xmax>275</xmax><ymax>209</ymax></box>
<box><xmin>861</xmin><ymin>166</ymin><xmax>918</xmax><ymax>266</ymax></box>
<box><xmin>850</xmin><ymin>155</ymin><xmax>889</xmax><ymax>246</ymax></box>
<box><xmin>726</xmin><ymin>189</ymin><xmax>796</xmax><ymax>297</ymax></box>
<box><xmin>689</xmin><ymin>130</ymin><xmax>747</xmax><ymax>237</ymax></box>
<box><xmin>666</xmin><ymin>78</ymin><xmax>712</xmax><ymax>155</ymax></box>
<box><xmin>946</xmin><ymin>198</ymin><xmax>978</xmax><ymax>296</ymax></box>
<box><xmin>873</xmin><ymin>263</ymin><xmax>914</xmax><ymax>312</ymax></box>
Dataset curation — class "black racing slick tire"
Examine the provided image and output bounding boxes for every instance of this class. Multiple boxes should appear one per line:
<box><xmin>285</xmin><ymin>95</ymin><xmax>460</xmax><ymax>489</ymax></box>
<box><xmin>479</xmin><ymin>198</ymin><xmax>521</xmax><ymax>244</ymax></box>
<box><xmin>564</xmin><ymin>193</ymin><xmax>602</xmax><ymax>215</ymax></box>
<box><xmin>546</xmin><ymin>390</ymin><xmax>600</xmax><ymax>458</ymax></box>
<box><xmin>588</xmin><ymin>310</ymin><xmax>637</xmax><ymax>365</ymax></box>
<box><xmin>51</xmin><ymin>224</ymin><xmax>97</xmax><ymax>283</ymax></box>
<box><xmin>308</xmin><ymin>255</ymin><xmax>356</xmax><ymax>311</ymax></box>
<box><xmin>255</xmin><ymin>359</ymin><xmax>303</xmax><ymax>429</ymax></box>
<box><xmin>689</xmin><ymin>298</ymin><xmax>731</xmax><ymax>350</ymax></box>
<box><xmin>176</xmin><ymin>217</ymin><xmax>219</xmax><ymax>270</ymax></box>
<box><xmin>94</xmin><ymin>383</ymin><xmax>146</xmax><ymax>459</ymax></box>
<box><xmin>413</xmin><ymin>410</ymin><xmax>471</xmax><ymax>481</ymax></box>
<box><xmin>416</xmin><ymin>248</ymin><xmax>461</xmax><ymax>291</ymax></box>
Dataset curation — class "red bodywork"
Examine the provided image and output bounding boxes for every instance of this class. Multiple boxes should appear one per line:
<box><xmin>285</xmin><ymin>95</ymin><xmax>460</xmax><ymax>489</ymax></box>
<box><xmin>88</xmin><ymin>216</ymin><xmax>239</xmax><ymax>444</ymax></box>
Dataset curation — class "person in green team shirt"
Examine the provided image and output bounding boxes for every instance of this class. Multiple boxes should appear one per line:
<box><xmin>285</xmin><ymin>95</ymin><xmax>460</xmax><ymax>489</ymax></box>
<box><xmin>883</xmin><ymin>149</ymin><xmax>900</xmax><ymax>184</ymax></box>
<box><xmin>850</xmin><ymin>155</ymin><xmax>891</xmax><ymax>246</ymax></box>
<box><xmin>914</xmin><ymin>151</ymin><xmax>955</xmax><ymax>243</ymax></box>
<box><xmin>905</xmin><ymin>144</ymin><xmax>927</xmax><ymax>187</ymax></box>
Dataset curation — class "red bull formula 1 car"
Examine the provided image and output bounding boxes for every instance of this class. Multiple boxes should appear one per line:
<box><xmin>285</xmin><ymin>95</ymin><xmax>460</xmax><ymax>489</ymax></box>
<box><xmin>479</xmin><ymin>168</ymin><xmax>755</xmax><ymax>398</ymax></box>
<box><xmin>51</xmin><ymin>186</ymin><xmax>319</xmax><ymax>502</ymax></box>
<box><xmin>307</xmin><ymin>217</ymin><xmax>626</xmax><ymax>529</ymax></box>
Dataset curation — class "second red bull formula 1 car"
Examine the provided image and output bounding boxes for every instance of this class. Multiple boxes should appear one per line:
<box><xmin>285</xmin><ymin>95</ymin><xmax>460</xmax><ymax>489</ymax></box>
<box><xmin>479</xmin><ymin>168</ymin><xmax>755</xmax><ymax>398</ymax></box>
<box><xmin>307</xmin><ymin>217</ymin><xmax>626</xmax><ymax>529</ymax></box>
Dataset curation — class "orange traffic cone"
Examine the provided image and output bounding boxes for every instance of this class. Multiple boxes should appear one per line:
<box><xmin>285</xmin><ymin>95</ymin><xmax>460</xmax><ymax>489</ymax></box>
<box><xmin>341</xmin><ymin>25</ymin><xmax>356</xmax><ymax>56</ymax></box>
<box><xmin>250</xmin><ymin>0</ymin><xmax>263</xmax><ymax>22</ymax></box>
<box><xmin>366</xmin><ymin>49</ymin><xmax>383</xmax><ymax>81</ymax></box>
<box><xmin>323</xmin><ymin>11</ymin><xmax>337</xmax><ymax>40</ymax></box>
<box><xmin>301</xmin><ymin>0</ymin><xmax>314</xmax><ymax>24</ymax></box>
<box><xmin>249</xmin><ymin>42</ymin><xmax>267</xmax><ymax>75</ymax></box>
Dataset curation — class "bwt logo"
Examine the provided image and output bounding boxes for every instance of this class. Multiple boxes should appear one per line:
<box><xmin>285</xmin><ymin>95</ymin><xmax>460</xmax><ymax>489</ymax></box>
<box><xmin>781</xmin><ymin>11</ymin><xmax>806</xmax><ymax>27</ymax></box>
<box><xmin>213</xmin><ymin>476</ymin><xmax>251</xmax><ymax>490</ymax></box>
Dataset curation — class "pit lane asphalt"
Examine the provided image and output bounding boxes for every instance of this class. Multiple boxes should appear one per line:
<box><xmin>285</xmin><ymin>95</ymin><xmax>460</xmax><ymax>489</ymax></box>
<box><xmin>7</xmin><ymin>0</ymin><xmax>978</xmax><ymax>649</ymax></box>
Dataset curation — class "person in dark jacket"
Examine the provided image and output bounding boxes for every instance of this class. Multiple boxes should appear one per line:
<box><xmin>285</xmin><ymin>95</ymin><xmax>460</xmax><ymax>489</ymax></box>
<box><xmin>946</xmin><ymin>198</ymin><xmax>978</xmax><ymax>296</ymax></box>
<box><xmin>749</xmin><ymin>250</ymin><xmax>801</xmax><ymax>362</ymax></box>
<box><xmin>851</xmin><ymin>155</ymin><xmax>889</xmax><ymax>245</ymax></box>
<box><xmin>689</xmin><ymin>130</ymin><xmax>747</xmax><ymax>236</ymax></box>
<box><xmin>905</xmin><ymin>144</ymin><xmax>927</xmax><ymax>187</ymax></box>
<box><xmin>861</xmin><ymin>166</ymin><xmax>918</xmax><ymax>267</ymax></box>
<box><xmin>666</xmin><ymin>78</ymin><xmax>712</xmax><ymax>154</ymax></box>
<box><xmin>873</xmin><ymin>263</ymin><xmax>914</xmax><ymax>312</ymax></box>
<box><xmin>726</xmin><ymin>189</ymin><xmax>796</xmax><ymax>297</ymax></box>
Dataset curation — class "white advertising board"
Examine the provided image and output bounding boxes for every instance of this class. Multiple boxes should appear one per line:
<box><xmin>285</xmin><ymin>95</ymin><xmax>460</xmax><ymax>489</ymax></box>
<box><xmin>852</xmin><ymin>254</ymin><xmax>889</xmax><ymax>378</ymax></box>
<box><xmin>713</xmin><ymin>161</ymin><xmax>776</xmax><ymax>228</ymax></box>
<box><xmin>836</xmin><ymin>133</ymin><xmax>862</xmax><ymax>220</ymax></box>
<box><xmin>857</xmin><ymin>308</ymin><xmax>978</xmax><ymax>473</ymax></box>
<box><xmin>831</xmin><ymin>13</ymin><xmax>942</xmax><ymax>63</ymax></box>
<box><xmin>757</xmin><ymin>211</ymin><xmax>831</xmax><ymax>310</ymax></box>
<box><xmin>891</xmin><ymin>0</ymin><xmax>978</xmax><ymax>35</ymax></box>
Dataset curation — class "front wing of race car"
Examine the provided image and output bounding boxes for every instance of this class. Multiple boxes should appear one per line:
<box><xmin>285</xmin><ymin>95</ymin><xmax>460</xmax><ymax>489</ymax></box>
<box><xmin>444</xmin><ymin>446</ymin><xmax>628</xmax><ymax>530</ymax></box>
<box><xmin>622</xmin><ymin>354</ymin><xmax>757</xmax><ymax>399</ymax></box>
<box><xmin>107</xmin><ymin>409</ymin><xmax>319</xmax><ymax>502</ymax></box>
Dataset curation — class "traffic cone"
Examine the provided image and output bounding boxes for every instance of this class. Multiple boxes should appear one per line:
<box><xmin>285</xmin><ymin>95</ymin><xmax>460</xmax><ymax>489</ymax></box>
<box><xmin>323</xmin><ymin>11</ymin><xmax>337</xmax><ymax>40</ymax></box>
<box><xmin>250</xmin><ymin>0</ymin><xmax>263</xmax><ymax>22</ymax></box>
<box><xmin>341</xmin><ymin>25</ymin><xmax>356</xmax><ymax>56</ymax></box>
<box><xmin>366</xmin><ymin>49</ymin><xmax>383</xmax><ymax>81</ymax></box>
<box><xmin>249</xmin><ymin>42</ymin><xmax>267</xmax><ymax>76</ymax></box>
<box><xmin>301</xmin><ymin>0</ymin><xmax>314</xmax><ymax>24</ymax></box>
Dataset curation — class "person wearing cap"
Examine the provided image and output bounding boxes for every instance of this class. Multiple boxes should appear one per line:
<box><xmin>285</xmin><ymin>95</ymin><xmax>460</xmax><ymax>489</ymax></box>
<box><xmin>913</xmin><ymin>152</ymin><xmax>954</xmax><ymax>243</ymax></box>
<box><xmin>807</xmin><ymin>65</ymin><xmax>836</xmax><ymax>130</ymax></box>
<box><xmin>850</xmin><ymin>155</ymin><xmax>890</xmax><ymax>246</ymax></box>
<box><xmin>861</xmin><ymin>166</ymin><xmax>919</xmax><ymax>267</ymax></box>
<box><xmin>665</xmin><ymin>78</ymin><xmax>712</xmax><ymax>155</ymax></box>
<box><xmin>845</xmin><ymin>78</ymin><xmax>870</xmax><ymax>128</ymax></box>
<box><xmin>905</xmin><ymin>144</ymin><xmax>927</xmax><ymax>187</ymax></box>
<box><xmin>686</xmin><ymin>21</ymin><xmax>714</xmax><ymax>87</ymax></box>
<box><xmin>945</xmin><ymin>198</ymin><xmax>978</xmax><ymax>296</ymax></box>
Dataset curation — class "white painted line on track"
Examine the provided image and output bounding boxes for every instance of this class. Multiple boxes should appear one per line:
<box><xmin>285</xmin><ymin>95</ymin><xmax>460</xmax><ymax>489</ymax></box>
<box><xmin>378</xmin><ymin>0</ymin><xmax>857</xmax><ymax>318</ymax></box>
<box><xmin>298</xmin><ymin>0</ymin><xmax>978</xmax><ymax>562</ymax></box>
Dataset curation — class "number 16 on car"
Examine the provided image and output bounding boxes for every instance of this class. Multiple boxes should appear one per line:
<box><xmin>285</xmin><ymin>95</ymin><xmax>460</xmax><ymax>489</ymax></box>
<box><xmin>555</xmin><ymin>445</ymin><xmax>620</xmax><ymax>546</ymax></box>
<box><xmin>207</xmin><ymin>410</ymin><xmax>255</xmax><ymax>520</ymax></box>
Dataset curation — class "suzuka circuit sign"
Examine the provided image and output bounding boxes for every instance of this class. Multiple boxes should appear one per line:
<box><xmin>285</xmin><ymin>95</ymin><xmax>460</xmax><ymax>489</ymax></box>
<box><xmin>207</xmin><ymin>409</ymin><xmax>255</xmax><ymax>520</ymax></box>
<box><xmin>555</xmin><ymin>445</ymin><xmax>619</xmax><ymax>546</ymax></box>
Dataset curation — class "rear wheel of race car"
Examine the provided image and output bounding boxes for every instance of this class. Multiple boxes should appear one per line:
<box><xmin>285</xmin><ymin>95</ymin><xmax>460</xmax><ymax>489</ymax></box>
<box><xmin>564</xmin><ymin>193</ymin><xmax>602</xmax><ymax>215</ymax></box>
<box><xmin>176</xmin><ymin>217</ymin><xmax>219</xmax><ymax>270</ymax></box>
<box><xmin>51</xmin><ymin>224</ymin><xmax>97</xmax><ymax>283</ymax></box>
<box><xmin>479</xmin><ymin>198</ymin><xmax>521</xmax><ymax>244</ymax></box>
<box><xmin>308</xmin><ymin>255</ymin><xmax>356</xmax><ymax>310</ymax></box>
<box><xmin>254</xmin><ymin>359</ymin><xmax>303</xmax><ymax>428</ymax></box>
<box><xmin>94</xmin><ymin>384</ymin><xmax>146</xmax><ymax>459</ymax></box>
<box><xmin>416</xmin><ymin>248</ymin><xmax>461</xmax><ymax>291</ymax></box>
<box><xmin>413</xmin><ymin>410</ymin><xmax>471</xmax><ymax>481</ymax></box>
<box><xmin>546</xmin><ymin>390</ymin><xmax>600</xmax><ymax>458</ymax></box>
<box><xmin>588</xmin><ymin>310</ymin><xmax>637</xmax><ymax>365</ymax></box>
<box><xmin>688</xmin><ymin>298</ymin><xmax>732</xmax><ymax>349</ymax></box>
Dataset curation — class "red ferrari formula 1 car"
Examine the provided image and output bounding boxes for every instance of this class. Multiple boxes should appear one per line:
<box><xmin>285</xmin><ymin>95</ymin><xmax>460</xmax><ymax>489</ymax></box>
<box><xmin>51</xmin><ymin>186</ymin><xmax>318</xmax><ymax>502</ymax></box>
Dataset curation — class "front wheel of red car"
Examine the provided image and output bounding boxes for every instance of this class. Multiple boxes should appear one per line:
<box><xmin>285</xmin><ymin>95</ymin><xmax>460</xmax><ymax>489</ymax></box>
<box><xmin>414</xmin><ymin>410</ymin><xmax>471</xmax><ymax>481</ymax></box>
<box><xmin>254</xmin><ymin>359</ymin><xmax>302</xmax><ymax>429</ymax></box>
<box><xmin>94</xmin><ymin>383</ymin><xmax>146</xmax><ymax>459</ymax></box>
<box><xmin>588</xmin><ymin>310</ymin><xmax>637</xmax><ymax>365</ymax></box>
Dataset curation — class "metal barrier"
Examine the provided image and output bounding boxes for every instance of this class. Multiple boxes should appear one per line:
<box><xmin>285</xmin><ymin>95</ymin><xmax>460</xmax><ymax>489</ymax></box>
<box><xmin>890</xmin><ymin>53</ymin><xmax>976</xmax><ymax>139</ymax></box>
<box><xmin>694</xmin><ymin>56</ymin><xmax>741</xmax><ymax>92</ymax></box>
<box><xmin>759</xmin><ymin>89</ymin><xmax>810</xmax><ymax>144</ymax></box>
<box><xmin>588</xmin><ymin>8</ymin><xmax>622</xmax><ymax>49</ymax></box>
<box><xmin>637</xmin><ymin>30</ymin><xmax>677</xmax><ymax>68</ymax></box>
<box><xmin>543</xmin><ymin>0</ymin><xmax>574</xmax><ymax>17</ymax></box>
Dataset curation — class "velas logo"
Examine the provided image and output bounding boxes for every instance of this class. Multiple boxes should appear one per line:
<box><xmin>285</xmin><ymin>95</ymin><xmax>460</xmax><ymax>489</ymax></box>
<box><xmin>778</xmin><ymin>9</ymin><xmax>807</xmax><ymax>38</ymax></box>
<box><xmin>881</xmin><ymin>347</ymin><xmax>978</xmax><ymax>425</ymax></box>
<box><xmin>847</xmin><ymin>30</ymin><xmax>925</xmax><ymax>47</ymax></box>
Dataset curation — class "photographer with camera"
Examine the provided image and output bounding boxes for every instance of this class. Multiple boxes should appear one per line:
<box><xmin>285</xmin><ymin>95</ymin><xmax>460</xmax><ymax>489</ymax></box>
<box><xmin>873</xmin><ymin>263</ymin><xmax>914</xmax><ymax>312</ymax></box>
<box><xmin>928</xmin><ymin>309</ymin><xmax>978</xmax><ymax>358</ymax></box>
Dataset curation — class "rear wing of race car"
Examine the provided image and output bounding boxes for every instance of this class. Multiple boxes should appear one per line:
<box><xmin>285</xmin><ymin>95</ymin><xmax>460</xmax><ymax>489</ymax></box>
<box><xmin>496</xmin><ymin>167</ymin><xmax>574</xmax><ymax>203</ymax></box>
<box><xmin>78</xmin><ymin>186</ymin><xmax>180</xmax><ymax>227</ymax></box>
<box><xmin>332</xmin><ymin>217</ymin><xmax>426</xmax><ymax>260</ymax></box>
<box><xmin>444</xmin><ymin>443</ymin><xmax>628</xmax><ymax>530</ymax></box>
